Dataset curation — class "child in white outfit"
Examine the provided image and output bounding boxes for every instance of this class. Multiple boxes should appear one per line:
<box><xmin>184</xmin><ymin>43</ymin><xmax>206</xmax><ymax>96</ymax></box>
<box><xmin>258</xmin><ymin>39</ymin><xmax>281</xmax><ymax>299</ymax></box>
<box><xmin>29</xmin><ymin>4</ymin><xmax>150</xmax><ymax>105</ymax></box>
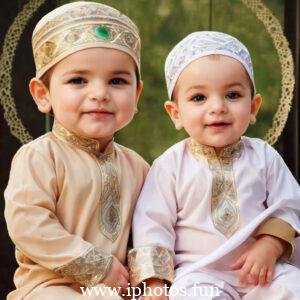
<box><xmin>128</xmin><ymin>31</ymin><xmax>300</xmax><ymax>300</ymax></box>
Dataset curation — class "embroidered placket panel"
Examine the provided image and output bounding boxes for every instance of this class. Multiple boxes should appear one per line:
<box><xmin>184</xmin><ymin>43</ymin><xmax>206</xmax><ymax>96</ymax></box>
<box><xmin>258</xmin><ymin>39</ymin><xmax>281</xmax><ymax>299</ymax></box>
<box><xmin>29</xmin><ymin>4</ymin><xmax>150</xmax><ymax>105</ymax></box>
<box><xmin>189</xmin><ymin>140</ymin><xmax>242</xmax><ymax>238</ymax></box>
<box><xmin>52</xmin><ymin>120</ymin><xmax>121</xmax><ymax>242</ymax></box>
<box><xmin>98</xmin><ymin>154</ymin><xmax>121</xmax><ymax>242</ymax></box>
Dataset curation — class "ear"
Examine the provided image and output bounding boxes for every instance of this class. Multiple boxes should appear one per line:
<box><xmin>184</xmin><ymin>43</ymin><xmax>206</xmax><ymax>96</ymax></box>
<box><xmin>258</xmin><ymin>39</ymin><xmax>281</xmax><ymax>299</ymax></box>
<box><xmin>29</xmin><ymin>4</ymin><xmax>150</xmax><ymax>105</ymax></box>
<box><xmin>250</xmin><ymin>94</ymin><xmax>262</xmax><ymax>125</ymax></box>
<box><xmin>29</xmin><ymin>78</ymin><xmax>52</xmax><ymax>113</ymax></box>
<box><xmin>164</xmin><ymin>100</ymin><xmax>183</xmax><ymax>130</ymax></box>
<box><xmin>135</xmin><ymin>80</ymin><xmax>143</xmax><ymax>106</ymax></box>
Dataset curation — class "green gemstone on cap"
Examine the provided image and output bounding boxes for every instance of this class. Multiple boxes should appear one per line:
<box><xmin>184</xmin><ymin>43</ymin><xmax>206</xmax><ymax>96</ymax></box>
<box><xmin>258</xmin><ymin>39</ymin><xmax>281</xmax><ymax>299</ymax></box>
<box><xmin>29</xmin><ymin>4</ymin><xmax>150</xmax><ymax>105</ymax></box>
<box><xmin>95</xmin><ymin>26</ymin><xmax>111</xmax><ymax>39</ymax></box>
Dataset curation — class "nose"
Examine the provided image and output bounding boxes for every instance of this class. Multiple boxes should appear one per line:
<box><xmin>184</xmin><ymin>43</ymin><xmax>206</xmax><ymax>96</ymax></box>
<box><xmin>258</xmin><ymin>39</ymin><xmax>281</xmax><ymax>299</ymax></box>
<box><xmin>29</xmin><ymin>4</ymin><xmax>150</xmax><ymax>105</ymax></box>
<box><xmin>209</xmin><ymin>96</ymin><xmax>227</xmax><ymax>115</ymax></box>
<box><xmin>89</xmin><ymin>81</ymin><xmax>109</xmax><ymax>102</ymax></box>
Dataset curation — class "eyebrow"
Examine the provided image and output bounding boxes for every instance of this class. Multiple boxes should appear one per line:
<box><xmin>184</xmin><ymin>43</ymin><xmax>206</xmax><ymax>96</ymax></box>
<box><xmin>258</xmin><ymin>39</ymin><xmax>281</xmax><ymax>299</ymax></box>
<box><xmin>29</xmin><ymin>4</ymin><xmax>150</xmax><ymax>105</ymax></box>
<box><xmin>186</xmin><ymin>84</ymin><xmax>206</xmax><ymax>92</ymax></box>
<box><xmin>224</xmin><ymin>82</ymin><xmax>246</xmax><ymax>89</ymax></box>
<box><xmin>63</xmin><ymin>70</ymin><xmax>89</xmax><ymax>76</ymax></box>
<box><xmin>63</xmin><ymin>69</ymin><xmax>132</xmax><ymax>76</ymax></box>
<box><xmin>186</xmin><ymin>82</ymin><xmax>246</xmax><ymax>92</ymax></box>
<box><xmin>110</xmin><ymin>70</ymin><xmax>132</xmax><ymax>76</ymax></box>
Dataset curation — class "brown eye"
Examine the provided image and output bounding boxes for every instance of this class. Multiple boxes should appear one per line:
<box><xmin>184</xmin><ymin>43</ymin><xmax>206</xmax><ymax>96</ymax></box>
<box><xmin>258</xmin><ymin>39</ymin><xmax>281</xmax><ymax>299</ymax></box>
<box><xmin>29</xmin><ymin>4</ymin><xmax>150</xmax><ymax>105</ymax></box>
<box><xmin>225</xmin><ymin>92</ymin><xmax>241</xmax><ymax>100</ymax></box>
<box><xmin>109</xmin><ymin>78</ymin><xmax>127</xmax><ymax>85</ymax></box>
<box><xmin>68</xmin><ymin>77</ymin><xmax>86</xmax><ymax>84</ymax></box>
<box><xmin>191</xmin><ymin>94</ymin><xmax>206</xmax><ymax>102</ymax></box>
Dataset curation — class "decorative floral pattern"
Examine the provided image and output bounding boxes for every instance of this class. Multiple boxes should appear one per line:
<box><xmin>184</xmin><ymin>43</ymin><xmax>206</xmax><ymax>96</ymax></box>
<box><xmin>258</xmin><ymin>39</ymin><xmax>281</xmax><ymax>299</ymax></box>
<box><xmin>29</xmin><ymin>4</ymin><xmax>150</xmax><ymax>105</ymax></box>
<box><xmin>128</xmin><ymin>246</ymin><xmax>174</xmax><ymax>287</ymax></box>
<box><xmin>54</xmin><ymin>247</ymin><xmax>112</xmax><ymax>287</ymax></box>
<box><xmin>188</xmin><ymin>139</ymin><xmax>243</xmax><ymax>237</ymax></box>
<box><xmin>53</xmin><ymin>121</ymin><xmax>121</xmax><ymax>242</ymax></box>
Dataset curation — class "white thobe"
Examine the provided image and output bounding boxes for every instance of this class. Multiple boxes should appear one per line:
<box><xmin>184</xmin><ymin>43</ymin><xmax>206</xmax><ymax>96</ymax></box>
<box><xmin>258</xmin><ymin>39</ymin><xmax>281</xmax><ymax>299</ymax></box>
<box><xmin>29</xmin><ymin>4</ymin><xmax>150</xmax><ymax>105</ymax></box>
<box><xmin>130</xmin><ymin>137</ymin><xmax>300</xmax><ymax>299</ymax></box>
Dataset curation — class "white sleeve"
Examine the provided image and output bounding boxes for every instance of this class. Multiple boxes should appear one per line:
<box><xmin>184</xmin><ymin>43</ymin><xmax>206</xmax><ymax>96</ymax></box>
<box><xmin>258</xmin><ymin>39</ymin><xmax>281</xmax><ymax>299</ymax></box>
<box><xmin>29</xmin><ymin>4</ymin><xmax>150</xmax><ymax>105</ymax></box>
<box><xmin>266</xmin><ymin>149</ymin><xmax>300</xmax><ymax>233</ymax></box>
<box><xmin>128</xmin><ymin>159</ymin><xmax>177</xmax><ymax>286</ymax></box>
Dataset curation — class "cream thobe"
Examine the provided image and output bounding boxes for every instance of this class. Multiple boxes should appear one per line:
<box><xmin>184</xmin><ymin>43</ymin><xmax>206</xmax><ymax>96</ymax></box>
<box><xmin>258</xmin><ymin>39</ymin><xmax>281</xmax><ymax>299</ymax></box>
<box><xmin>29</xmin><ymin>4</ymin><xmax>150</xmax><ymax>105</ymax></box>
<box><xmin>129</xmin><ymin>137</ymin><xmax>300</xmax><ymax>298</ymax></box>
<box><xmin>5</xmin><ymin>122</ymin><xmax>149</xmax><ymax>299</ymax></box>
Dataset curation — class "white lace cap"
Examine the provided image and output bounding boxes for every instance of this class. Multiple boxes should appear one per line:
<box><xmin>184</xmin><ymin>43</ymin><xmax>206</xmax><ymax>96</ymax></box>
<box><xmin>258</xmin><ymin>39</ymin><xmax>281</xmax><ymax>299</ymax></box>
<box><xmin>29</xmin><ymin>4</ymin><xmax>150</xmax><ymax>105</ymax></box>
<box><xmin>165</xmin><ymin>31</ymin><xmax>256</xmax><ymax>99</ymax></box>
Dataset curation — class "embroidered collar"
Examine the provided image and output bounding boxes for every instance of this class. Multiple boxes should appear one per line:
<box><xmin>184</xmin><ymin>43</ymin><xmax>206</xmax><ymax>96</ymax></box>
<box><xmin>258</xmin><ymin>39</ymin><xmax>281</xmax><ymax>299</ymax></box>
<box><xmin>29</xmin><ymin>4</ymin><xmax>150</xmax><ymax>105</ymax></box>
<box><xmin>52</xmin><ymin>120</ymin><xmax>113</xmax><ymax>157</ymax></box>
<box><xmin>188</xmin><ymin>139</ymin><xmax>243</xmax><ymax>160</ymax></box>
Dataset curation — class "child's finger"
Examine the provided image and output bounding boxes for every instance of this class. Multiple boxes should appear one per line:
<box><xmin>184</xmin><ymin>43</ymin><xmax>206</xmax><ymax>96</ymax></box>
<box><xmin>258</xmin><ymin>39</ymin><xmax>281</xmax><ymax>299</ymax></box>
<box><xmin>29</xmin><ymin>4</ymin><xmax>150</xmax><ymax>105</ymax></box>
<box><xmin>258</xmin><ymin>266</ymin><xmax>267</xmax><ymax>286</ymax></box>
<box><xmin>249</xmin><ymin>264</ymin><xmax>260</xmax><ymax>285</ymax></box>
<box><xmin>119</xmin><ymin>263</ymin><xmax>130</xmax><ymax>281</ymax></box>
<box><xmin>119</xmin><ymin>275</ymin><xmax>130</xmax><ymax>294</ymax></box>
<box><xmin>266</xmin><ymin>268</ymin><xmax>273</xmax><ymax>284</ymax></box>
<box><xmin>239</xmin><ymin>261</ymin><xmax>253</xmax><ymax>285</ymax></box>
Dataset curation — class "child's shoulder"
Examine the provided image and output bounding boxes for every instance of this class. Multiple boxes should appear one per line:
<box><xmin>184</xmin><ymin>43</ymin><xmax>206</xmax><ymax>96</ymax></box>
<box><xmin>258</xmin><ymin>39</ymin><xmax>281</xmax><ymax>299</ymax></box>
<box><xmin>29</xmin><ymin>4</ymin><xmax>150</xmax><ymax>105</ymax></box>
<box><xmin>242</xmin><ymin>136</ymin><xmax>279</xmax><ymax>159</ymax></box>
<box><xmin>14</xmin><ymin>132</ymin><xmax>58</xmax><ymax>159</ymax></box>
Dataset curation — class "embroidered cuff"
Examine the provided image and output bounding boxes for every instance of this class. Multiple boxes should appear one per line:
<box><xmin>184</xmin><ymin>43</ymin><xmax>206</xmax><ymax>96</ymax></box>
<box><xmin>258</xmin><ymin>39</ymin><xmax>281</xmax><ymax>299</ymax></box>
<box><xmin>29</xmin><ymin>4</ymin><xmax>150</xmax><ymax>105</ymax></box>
<box><xmin>128</xmin><ymin>246</ymin><xmax>174</xmax><ymax>287</ymax></box>
<box><xmin>255</xmin><ymin>217</ymin><xmax>296</xmax><ymax>260</ymax></box>
<box><xmin>54</xmin><ymin>247</ymin><xmax>112</xmax><ymax>287</ymax></box>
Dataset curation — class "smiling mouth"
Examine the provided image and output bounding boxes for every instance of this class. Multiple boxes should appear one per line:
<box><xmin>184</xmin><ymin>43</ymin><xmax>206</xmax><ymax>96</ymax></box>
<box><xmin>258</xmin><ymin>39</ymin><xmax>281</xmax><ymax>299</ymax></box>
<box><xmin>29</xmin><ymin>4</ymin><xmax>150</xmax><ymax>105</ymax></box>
<box><xmin>84</xmin><ymin>110</ymin><xmax>114</xmax><ymax>117</ymax></box>
<box><xmin>206</xmin><ymin>122</ymin><xmax>230</xmax><ymax>128</ymax></box>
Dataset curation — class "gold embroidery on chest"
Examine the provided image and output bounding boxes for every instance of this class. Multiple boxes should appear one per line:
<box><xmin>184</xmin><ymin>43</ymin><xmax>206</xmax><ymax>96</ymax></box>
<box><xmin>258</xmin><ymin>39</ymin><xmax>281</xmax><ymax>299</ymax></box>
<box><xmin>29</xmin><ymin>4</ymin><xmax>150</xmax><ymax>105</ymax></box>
<box><xmin>52</xmin><ymin>120</ymin><xmax>121</xmax><ymax>241</ymax></box>
<box><xmin>189</xmin><ymin>140</ymin><xmax>242</xmax><ymax>237</ymax></box>
<box><xmin>97</xmin><ymin>155</ymin><xmax>121</xmax><ymax>242</ymax></box>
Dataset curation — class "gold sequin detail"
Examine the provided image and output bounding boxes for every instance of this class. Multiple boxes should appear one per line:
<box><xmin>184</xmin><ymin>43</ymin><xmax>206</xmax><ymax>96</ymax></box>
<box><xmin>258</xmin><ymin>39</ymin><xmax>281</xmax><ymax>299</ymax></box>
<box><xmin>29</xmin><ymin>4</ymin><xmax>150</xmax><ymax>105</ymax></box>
<box><xmin>52</xmin><ymin>120</ymin><xmax>121</xmax><ymax>242</ymax></box>
<box><xmin>128</xmin><ymin>246</ymin><xmax>174</xmax><ymax>287</ymax></box>
<box><xmin>54</xmin><ymin>247</ymin><xmax>112</xmax><ymax>287</ymax></box>
<box><xmin>189</xmin><ymin>140</ymin><xmax>243</xmax><ymax>238</ymax></box>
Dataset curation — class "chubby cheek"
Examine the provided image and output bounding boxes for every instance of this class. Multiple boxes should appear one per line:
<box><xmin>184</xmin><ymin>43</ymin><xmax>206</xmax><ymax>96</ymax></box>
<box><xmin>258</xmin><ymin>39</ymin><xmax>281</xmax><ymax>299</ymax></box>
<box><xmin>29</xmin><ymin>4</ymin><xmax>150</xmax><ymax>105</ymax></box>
<box><xmin>237</xmin><ymin>107</ymin><xmax>252</xmax><ymax>125</ymax></box>
<box><xmin>117</xmin><ymin>91</ymin><xmax>137</xmax><ymax>115</ymax></box>
<box><xmin>119</xmin><ymin>101</ymin><xmax>136</xmax><ymax>123</ymax></box>
<box><xmin>59</xmin><ymin>93</ymin><xmax>83</xmax><ymax>111</ymax></box>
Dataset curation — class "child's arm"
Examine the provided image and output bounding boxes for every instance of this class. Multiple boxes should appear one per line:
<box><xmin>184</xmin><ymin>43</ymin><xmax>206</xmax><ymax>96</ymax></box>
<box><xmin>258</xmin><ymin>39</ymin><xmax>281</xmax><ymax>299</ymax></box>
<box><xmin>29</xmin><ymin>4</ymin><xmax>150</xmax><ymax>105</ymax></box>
<box><xmin>230</xmin><ymin>146</ymin><xmax>300</xmax><ymax>287</ymax></box>
<box><xmin>128</xmin><ymin>161</ymin><xmax>176</xmax><ymax>290</ymax></box>
<box><xmin>4</xmin><ymin>146</ymin><xmax>128</xmax><ymax>289</ymax></box>
<box><xmin>230</xmin><ymin>232</ymin><xmax>288</xmax><ymax>286</ymax></box>
<box><xmin>254</xmin><ymin>217</ymin><xmax>296</xmax><ymax>259</ymax></box>
<box><xmin>230</xmin><ymin>217</ymin><xmax>295</xmax><ymax>286</ymax></box>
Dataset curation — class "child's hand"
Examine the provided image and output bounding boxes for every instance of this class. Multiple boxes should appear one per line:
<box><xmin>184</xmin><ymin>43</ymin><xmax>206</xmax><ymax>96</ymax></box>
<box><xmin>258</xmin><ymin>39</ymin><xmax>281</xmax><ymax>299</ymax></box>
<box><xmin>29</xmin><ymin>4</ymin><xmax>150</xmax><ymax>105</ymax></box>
<box><xmin>142</xmin><ymin>278</ymin><xmax>168</xmax><ymax>300</ymax></box>
<box><xmin>230</xmin><ymin>235</ymin><xmax>286</xmax><ymax>287</ymax></box>
<box><xmin>101</xmin><ymin>256</ymin><xmax>129</xmax><ymax>293</ymax></box>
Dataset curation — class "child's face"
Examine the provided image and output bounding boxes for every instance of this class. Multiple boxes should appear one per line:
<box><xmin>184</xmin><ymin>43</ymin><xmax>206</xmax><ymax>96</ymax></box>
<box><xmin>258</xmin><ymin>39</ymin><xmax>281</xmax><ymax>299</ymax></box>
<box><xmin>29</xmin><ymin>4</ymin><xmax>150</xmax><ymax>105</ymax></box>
<box><xmin>165</xmin><ymin>55</ymin><xmax>261</xmax><ymax>154</ymax></box>
<box><xmin>32</xmin><ymin>47</ymin><xmax>142</xmax><ymax>149</ymax></box>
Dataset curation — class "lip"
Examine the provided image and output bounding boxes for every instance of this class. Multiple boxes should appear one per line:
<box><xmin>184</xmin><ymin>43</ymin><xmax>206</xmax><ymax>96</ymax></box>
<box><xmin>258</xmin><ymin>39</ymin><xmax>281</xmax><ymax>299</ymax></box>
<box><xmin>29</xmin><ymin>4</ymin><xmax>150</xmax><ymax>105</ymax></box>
<box><xmin>206</xmin><ymin>122</ymin><xmax>231</xmax><ymax>129</ymax></box>
<box><xmin>83</xmin><ymin>109</ymin><xmax>114</xmax><ymax>118</ymax></box>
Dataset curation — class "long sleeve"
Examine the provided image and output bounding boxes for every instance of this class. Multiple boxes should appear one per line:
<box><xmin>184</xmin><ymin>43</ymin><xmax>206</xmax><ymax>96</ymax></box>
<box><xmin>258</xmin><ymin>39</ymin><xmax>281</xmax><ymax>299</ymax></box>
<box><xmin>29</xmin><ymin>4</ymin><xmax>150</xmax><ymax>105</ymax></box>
<box><xmin>255</xmin><ymin>217</ymin><xmax>296</xmax><ymax>259</ymax></box>
<box><xmin>261</xmin><ymin>149</ymin><xmax>300</xmax><ymax>259</ymax></box>
<box><xmin>128</xmin><ymin>161</ymin><xmax>177</xmax><ymax>286</ymax></box>
<box><xmin>4</xmin><ymin>146</ymin><xmax>112</xmax><ymax>287</ymax></box>
<box><xmin>265</xmin><ymin>151</ymin><xmax>300</xmax><ymax>229</ymax></box>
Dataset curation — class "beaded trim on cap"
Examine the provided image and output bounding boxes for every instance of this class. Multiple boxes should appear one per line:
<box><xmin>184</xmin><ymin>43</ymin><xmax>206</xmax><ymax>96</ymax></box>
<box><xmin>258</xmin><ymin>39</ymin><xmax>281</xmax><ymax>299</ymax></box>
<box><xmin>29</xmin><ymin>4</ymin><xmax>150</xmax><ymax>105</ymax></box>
<box><xmin>32</xmin><ymin>1</ymin><xmax>140</xmax><ymax>78</ymax></box>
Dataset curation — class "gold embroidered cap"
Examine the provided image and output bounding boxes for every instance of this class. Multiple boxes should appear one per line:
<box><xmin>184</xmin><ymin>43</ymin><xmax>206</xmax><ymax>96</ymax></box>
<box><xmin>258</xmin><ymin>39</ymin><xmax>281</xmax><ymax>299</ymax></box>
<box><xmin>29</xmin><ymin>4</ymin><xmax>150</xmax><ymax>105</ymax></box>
<box><xmin>32</xmin><ymin>1</ymin><xmax>141</xmax><ymax>78</ymax></box>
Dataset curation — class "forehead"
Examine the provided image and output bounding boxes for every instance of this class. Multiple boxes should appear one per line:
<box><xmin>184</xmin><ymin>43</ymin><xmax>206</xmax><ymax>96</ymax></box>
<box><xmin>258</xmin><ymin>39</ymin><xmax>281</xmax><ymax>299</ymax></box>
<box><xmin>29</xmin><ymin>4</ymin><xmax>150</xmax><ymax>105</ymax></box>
<box><xmin>52</xmin><ymin>47</ymin><xmax>136</xmax><ymax>71</ymax></box>
<box><xmin>175</xmin><ymin>55</ymin><xmax>251</xmax><ymax>91</ymax></box>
